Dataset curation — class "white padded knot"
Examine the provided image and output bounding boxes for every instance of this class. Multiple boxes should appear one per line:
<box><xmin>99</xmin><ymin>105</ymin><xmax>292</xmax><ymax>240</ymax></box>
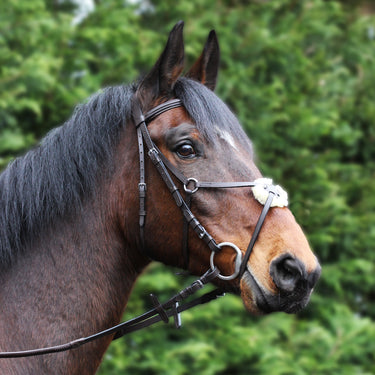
<box><xmin>251</xmin><ymin>178</ymin><xmax>288</xmax><ymax>207</ymax></box>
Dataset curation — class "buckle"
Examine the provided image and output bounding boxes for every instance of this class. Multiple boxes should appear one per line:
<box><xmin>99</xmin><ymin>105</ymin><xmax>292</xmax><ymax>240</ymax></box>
<box><xmin>138</xmin><ymin>182</ymin><xmax>147</xmax><ymax>192</ymax></box>
<box><xmin>148</xmin><ymin>148</ymin><xmax>161</xmax><ymax>164</ymax></box>
<box><xmin>184</xmin><ymin>178</ymin><xmax>199</xmax><ymax>194</ymax></box>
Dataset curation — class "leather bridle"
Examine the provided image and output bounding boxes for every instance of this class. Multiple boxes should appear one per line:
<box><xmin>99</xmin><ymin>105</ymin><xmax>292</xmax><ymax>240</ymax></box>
<box><xmin>132</xmin><ymin>97</ymin><xmax>282</xmax><ymax>280</ymax></box>
<box><xmin>0</xmin><ymin>96</ymin><xmax>285</xmax><ymax>359</ymax></box>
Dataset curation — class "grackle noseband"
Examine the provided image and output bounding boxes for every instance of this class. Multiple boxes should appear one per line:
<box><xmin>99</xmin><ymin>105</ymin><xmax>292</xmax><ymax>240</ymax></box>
<box><xmin>132</xmin><ymin>97</ymin><xmax>286</xmax><ymax>280</ymax></box>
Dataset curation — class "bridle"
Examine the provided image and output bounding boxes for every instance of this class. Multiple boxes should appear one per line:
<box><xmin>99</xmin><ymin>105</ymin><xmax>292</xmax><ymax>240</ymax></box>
<box><xmin>0</xmin><ymin>96</ymin><xmax>287</xmax><ymax>359</ymax></box>
<box><xmin>132</xmin><ymin>96</ymin><xmax>286</xmax><ymax>280</ymax></box>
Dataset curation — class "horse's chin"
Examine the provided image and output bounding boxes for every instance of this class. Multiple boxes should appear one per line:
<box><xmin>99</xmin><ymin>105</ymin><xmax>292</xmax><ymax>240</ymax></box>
<box><xmin>240</xmin><ymin>269</ymin><xmax>312</xmax><ymax>315</ymax></box>
<box><xmin>239</xmin><ymin>270</ymin><xmax>271</xmax><ymax>315</ymax></box>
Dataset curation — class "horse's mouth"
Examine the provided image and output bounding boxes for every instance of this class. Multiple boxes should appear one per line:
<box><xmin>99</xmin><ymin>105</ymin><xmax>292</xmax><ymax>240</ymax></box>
<box><xmin>240</xmin><ymin>267</ymin><xmax>312</xmax><ymax>315</ymax></box>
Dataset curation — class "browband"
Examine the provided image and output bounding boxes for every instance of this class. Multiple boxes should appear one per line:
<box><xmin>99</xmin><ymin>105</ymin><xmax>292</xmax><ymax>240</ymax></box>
<box><xmin>144</xmin><ymin>99</ymin><xmax>182</xmax><ymax>123</ymax></box>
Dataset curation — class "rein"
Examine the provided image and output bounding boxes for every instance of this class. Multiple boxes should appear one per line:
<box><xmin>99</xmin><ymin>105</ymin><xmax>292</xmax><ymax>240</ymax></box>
<box><xmin>0</xmin><ymin>97</ymin><xmax>285</xmax><ymax>359</ymax></box>
<box><xmin>0</xmin><ymin>269</ymin><xmax>222</xmax><ymax>358</ymax></box>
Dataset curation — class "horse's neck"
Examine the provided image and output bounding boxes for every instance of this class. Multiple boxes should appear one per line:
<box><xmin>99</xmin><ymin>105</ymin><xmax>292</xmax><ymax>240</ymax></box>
<box><xmin>0</xmin><ymin>193</ymin><xmax>148</xmax><ymax>374</ymax></box>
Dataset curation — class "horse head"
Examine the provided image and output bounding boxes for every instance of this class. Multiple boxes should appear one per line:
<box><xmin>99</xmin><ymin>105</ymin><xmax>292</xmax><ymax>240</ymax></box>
<box><xmin>126</xmin><ymin>21</ymin><xmax>321</xmax><ymax>315</ymax></box>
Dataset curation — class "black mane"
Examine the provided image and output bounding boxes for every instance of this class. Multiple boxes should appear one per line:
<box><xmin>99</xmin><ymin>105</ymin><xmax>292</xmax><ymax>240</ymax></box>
<box><xmin>0</xmin><ymin>84</ymin><xmax>135</xmax><ymax>267</ymax></box>
<box><xmin>0</xmin><ymin>78</ymin><xmax>250</xmax><ymax>268</ymax></box>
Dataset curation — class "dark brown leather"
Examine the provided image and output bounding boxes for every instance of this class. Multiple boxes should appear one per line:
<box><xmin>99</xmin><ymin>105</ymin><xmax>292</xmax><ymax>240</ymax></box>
<box><xmin>133</xmin><ymin>97</ymin><xmax>276</xmax><ymax>277</ymax></box>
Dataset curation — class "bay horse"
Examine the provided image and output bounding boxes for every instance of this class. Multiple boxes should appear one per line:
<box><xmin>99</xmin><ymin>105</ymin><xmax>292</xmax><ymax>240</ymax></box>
<box><xmin>0</xmin><ymin>22</ymin><xmax>321</xmax><ymax>374</ymax></box>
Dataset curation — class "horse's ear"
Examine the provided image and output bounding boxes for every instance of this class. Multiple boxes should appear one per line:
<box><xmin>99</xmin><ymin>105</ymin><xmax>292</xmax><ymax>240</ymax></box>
<box><xmin>186</xmin><ymin>30</ymin><xmax>220</xmax><ymax>91</ymax></box>
<box><xmin>136</xmin><ymin>21</ymin><xmax>185</xmax><ymax>107</ymax></box>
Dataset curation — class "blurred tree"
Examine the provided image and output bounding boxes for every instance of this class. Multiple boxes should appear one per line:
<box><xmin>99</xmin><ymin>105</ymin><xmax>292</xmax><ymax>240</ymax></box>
<box><xmin>1</xmin><ymin>0</ymin><xmax>375</xmax><ymax>374</ymax></box>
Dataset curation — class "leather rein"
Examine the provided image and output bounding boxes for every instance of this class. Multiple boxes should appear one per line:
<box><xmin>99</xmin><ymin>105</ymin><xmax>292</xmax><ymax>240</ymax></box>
<box><xmin>0</xmin><ymin>97</ymin><xmax>281</xmax><ymax>359</ymax></box>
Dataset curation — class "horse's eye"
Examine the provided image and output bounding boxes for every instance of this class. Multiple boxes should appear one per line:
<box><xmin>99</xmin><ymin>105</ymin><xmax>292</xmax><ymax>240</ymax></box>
<box><xmin>176</xmin><ymin>144</ymin><xmax>196</xmax><ymax>159</ymax></box>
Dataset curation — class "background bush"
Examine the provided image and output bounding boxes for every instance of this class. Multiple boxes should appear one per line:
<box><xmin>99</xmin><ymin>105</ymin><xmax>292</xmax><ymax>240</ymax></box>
<box><xmin>1</xmin><ymin>0</ymin><xmax>375</xmax><ymax>373</ymax></box>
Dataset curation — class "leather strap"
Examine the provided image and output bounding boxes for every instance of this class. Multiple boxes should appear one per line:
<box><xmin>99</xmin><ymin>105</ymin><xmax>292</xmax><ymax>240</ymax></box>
<box><xmin>156</xmin><ymin>149</ymin><xmax>259</xmax><ymax>190</ymax></box>
<box><xmin>182</xmin><ymin>192</ymin><xmax>192</xmax><ymax>268</ymax></box>
<box><xmin>133</xmin><ymin>98</ymin><xmax>221</xmax><ymax>254</ymax></box>
<box><xmin>144</xmin><ymin>99</ymin><xmax>182</xmax><ymax>123</ymax></box>
<box><xmin>239</xmin><ymin>192</ymin><xmax>275</xmax><ymax>278</ymax></box>
<box><xmin>137</xmin><ymin>126</ymin><xmax>146</xmax><ymax>249</ymax></box>
<box><xmin>0</xmin><ymin>268</ymin><xmax>221</xmax><ymax>358</ymax></box>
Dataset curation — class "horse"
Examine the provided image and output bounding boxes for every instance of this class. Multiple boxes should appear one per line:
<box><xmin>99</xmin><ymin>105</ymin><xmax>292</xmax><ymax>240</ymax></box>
<box><xmin>0</xmin><ymin>21</ymin><xmax>321</xmax><ymax>374</ymax></box>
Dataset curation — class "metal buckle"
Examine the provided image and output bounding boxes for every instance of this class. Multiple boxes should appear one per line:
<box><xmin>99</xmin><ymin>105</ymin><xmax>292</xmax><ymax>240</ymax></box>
<box><xmin>184</xmin><ymin>178</ymin><xmax>199</xmax><ymax>194</ymax></box>
<box><xmin>196</xmin><ymin>224</ymin><xmax>206</xmax><ymax>239</ymax></box>
<box><xmin>210</xmin><ymin>242</ymin><xmax>242</xmax><ymax>281</ymax></box>
<box><xmin>138</xmin><ymin>182</ymin><xmax>147</xmax><ymax>192</ymax></box>
<box><xmin>148</xmin><ymin>148</ymin><xmax>161</xmax><ymax>164</ymax></box>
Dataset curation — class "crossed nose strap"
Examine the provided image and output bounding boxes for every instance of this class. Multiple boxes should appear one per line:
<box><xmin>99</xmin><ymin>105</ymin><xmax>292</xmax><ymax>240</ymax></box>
<box><xmin>238</xmin><ymin>182</ymin><xmax>288</xmax><ymax>279</ymax></box>
<box><xmin>180</xmin><ymin>176</ymin><xmax>289</xmax><ymax>280</ymax></box>
<box><xmin>132</xmin><ymin>96</ymin><xmax>289</xmax><ymax>281</ymax></box>
<box><xmin>154</xmin><ymin>147</ymin><xmax>289</xmax><ymax>279</ymax></box>
<box><xmin>207</xmin><ymin>180</ymin><xmax>288</xmax><ymax>280</ymax></box>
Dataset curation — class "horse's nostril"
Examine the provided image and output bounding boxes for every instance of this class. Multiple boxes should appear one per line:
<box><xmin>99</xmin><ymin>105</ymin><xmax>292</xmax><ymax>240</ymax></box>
<box><xmin>283</xmin><ymin>258</ymin><xmax>302</xmax><ymax>278</ymax></box>
<box><xmin>270</xmin><ymin>255</ymin><xmax>305</xmax><ymax>293</ymax></box>
<box><xmin>308</xmin><ymin>263</ymin><xmax>322</xmax><ymax>289</ymax></box>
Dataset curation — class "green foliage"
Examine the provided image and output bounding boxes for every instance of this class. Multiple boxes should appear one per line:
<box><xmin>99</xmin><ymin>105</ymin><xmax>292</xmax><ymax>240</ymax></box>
<box><xmin>99</xmin><ymin>265</ymin><xmax>375</xmax><ymax>375</ymax></box>
<box><xmin>1</xmin><ymin>0</ymin><xmax>375</xmax><ymax>373</ymax></box>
